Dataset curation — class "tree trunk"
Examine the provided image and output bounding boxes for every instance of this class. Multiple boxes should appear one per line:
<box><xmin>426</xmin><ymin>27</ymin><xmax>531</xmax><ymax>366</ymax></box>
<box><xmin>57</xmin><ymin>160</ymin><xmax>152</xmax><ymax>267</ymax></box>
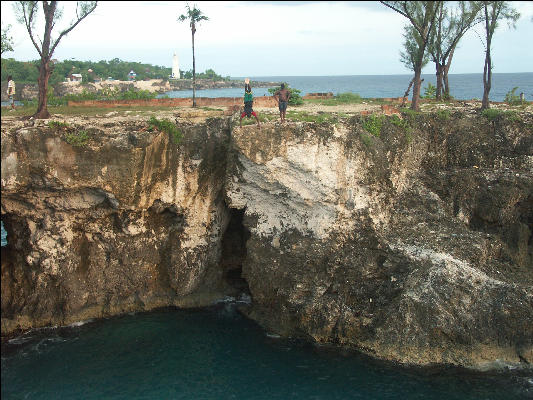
<box><xmin>402</xmin><ymin>77</ymin><xmax>415</xmax><ymax>107</ymax></box>
<box><xmin>411</xmin><ymin>66</ymin><xmax>422</xmax><ymax>111</ymax></box>
<box><xmin>34</xmin><ymin>59</ymin><xmax>52</xmax><ymax>119</ymax></box>
<box><xmin>192</xmin><ymin>30</ymin><xmax>196</xmax><ymax>108</ymax></box>
<box><xmin>482</xmin><ymin>42</ymin><xmax>491</xmax><ymax>110</ymax></box>
<box><xmin>435</xmin><ymin>62</ymin><xmax>443</xmax><ymax>100</ymax></box>
<box><xmin>443</xmin><ymin>46</ymin><xmax>454</xmax><ymax>99</ymax></box>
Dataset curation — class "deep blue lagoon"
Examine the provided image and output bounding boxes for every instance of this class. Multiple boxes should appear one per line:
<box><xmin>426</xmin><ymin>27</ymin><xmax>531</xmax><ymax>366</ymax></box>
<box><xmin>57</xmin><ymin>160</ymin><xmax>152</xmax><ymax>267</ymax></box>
<box><xmin>2</xmin><ymin>304</ymin><xmax>531</xmax><ymax>400</ymax></box>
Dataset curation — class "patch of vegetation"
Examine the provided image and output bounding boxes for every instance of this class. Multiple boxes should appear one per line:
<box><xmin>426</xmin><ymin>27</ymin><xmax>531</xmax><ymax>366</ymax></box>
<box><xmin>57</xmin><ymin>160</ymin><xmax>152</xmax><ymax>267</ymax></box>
<box><xmin>201</xmin><ymin>107</ymin><xmax>223</xmax><ymax>111</ymax></box>
<box><xmin>481</xmin><ymin>108</ymin><xmax>502</xmax><ymax>121</ymax></box>
<box><xmin>504</xmin><ymin>87</ymin><xmax>524</xmax><ymax>106</ymax></box>
<box><xmin>48</xmin><ymin>120</ymin><xmax>70</xmax><ymax>130</ymax></box>
<box><xmin>360</xmin><ymin>132</ymin><xmax>373</xmax><ymax>148</ymax></box>
<box><xmin>180</xmin><ymin>68</ymin><xmax>231</xmax><ymax>81</ymax></box>
<box><xmin>268</xmin><ymin>84</ymin><xmax>304</xmax><ymax>105</ymax></box>
<box><xmin>400</xmin><ymin>108</ymin><xmax>422</xmax><ymax>122</ymax></box>
<box><xmin>65</xmin><ymin>129</ymin><xmax>89</xmax><ymax>147</ymax></box>
<box><xmin>422</xmin><ymin>82</ymin><xmax>436</xmax><ymax>99</ymax></box>
<box><xmin>287</xmin><ymin>110</ymin><xmax>338</xmax><ymax>124</ymax></box>
<box><xmin>436</xmin><ymin>109</ymin><xmax>451</xmax><ymax>120</ymax></box>
<box><xmin>148</xmin><ymin>116</ymin><xmax>182</xmax><ymax>143</ymax></box>
<box><xmin>362</xmin><ymin>114</ymin><xmax>384</xmax><ymax>137</ymax></box>
<box><xmin>390</xmin><ymin>114</ymin><xmax>410</xmax><ymax>130</ymax></box>
<box><xmin>481</xmin><ymin>108</ymin><xmax>521</xmax><ymax>123</ymax></box>
<box><xmin>304</xmin><ymin>92</ymin><xmax>364</xmax><ymax>106</ymax></box>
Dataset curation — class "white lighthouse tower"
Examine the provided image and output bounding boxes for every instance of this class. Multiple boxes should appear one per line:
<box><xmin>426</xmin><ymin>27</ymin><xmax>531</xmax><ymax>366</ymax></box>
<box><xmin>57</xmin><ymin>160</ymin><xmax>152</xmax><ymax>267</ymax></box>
<box><xmin>171</xmin><ymin>53</ymin><xmax>180</xmax><ymax>79</ymax></box>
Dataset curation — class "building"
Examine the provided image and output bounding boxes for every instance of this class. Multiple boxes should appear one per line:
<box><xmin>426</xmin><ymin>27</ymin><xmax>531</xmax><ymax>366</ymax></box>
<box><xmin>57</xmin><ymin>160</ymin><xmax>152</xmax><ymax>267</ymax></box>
<box><xmin>170</xmin><ymin>53</ymin><xmax>180</xmax><ymax>80</ymax></box>
<box><xmin>128</xmin><ymin>70</ymin><xmax>137</xmax><ymax>81</ymax></box>
<box><xmin>67</xmin><ymin>73</ymin><xmax>83</xmax><ymax>82</ymax></box>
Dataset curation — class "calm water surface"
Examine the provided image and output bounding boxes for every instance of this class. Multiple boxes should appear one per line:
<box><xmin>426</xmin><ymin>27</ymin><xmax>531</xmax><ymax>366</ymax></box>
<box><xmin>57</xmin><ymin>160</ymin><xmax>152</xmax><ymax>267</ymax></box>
<box><xmin>159</xmin><ymin>73</ymin><xmax>533</xmax><ymax>102</ymax></box>
<box><xmin>2</xmin><ymin>305</ymin><xmax>532</xmax><ymax>400</ymax></box>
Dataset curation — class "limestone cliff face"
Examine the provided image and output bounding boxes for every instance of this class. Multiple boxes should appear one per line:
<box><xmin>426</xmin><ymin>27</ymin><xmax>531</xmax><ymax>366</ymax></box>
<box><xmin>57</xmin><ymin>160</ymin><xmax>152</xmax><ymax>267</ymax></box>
<box><xmin>1</xmin><ymin>113</ymin><xmax>234</xmax><ymax>333</ymax></box>
<box><xmin>225</xmin><ymin>113</ymin><xmax>533</xmax><ymax>369</ymax></box>
<box><xmin>1</xmin><ymin>110</ymin><xmax>532</xmax><ymax>369</ymax></box>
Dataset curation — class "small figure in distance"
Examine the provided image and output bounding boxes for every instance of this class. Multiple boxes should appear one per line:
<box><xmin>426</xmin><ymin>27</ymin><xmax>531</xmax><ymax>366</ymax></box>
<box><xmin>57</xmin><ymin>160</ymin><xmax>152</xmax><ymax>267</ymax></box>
<box><xmin>7</xmin><ymin>75</ymin><xmax>16</xmax><ymax>110</ymax></box>
<box><xmin>273</xmin><ymin>83</ymin><xmax>291</xmax><ymax>123</ymax></box>
<box><xmin>239</xmin><ymin>78</ymin><xmax>261</xmax><ymax>128</ymax></box>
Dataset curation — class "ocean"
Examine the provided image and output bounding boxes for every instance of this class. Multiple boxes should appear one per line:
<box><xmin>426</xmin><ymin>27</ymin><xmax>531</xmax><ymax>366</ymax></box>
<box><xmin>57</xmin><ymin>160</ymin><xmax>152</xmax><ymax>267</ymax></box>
<box><xmin>2</xmin><ymin>73</ymin><xmax>531</xmax><ymax>107</ymax></box>
<box><xmin>2</xmin><ymin>304</ymin><xmax>531</xmax><ymax>400</ymax></box>
<box><xmin>159</xmin><ymin>72</ymin><xmax>533</xmax><ymax>102</ymax></box>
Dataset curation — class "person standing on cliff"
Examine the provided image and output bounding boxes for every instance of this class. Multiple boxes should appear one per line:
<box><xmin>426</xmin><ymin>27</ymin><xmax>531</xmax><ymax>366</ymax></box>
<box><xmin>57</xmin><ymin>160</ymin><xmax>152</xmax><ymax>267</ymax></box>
<box><xmin>7</xmin><ymin>75</ymin><xmax>16</xmax><ymax>110</ymax></box>
<box><xmin>239</xmin><ymin>78</ymin><xmax>261</xmax><ymax>128</ymax></box>
<box><xmin>273</xmin><ymin>83</ymin><xmax>291</xmax><ymax>123</ymax></box>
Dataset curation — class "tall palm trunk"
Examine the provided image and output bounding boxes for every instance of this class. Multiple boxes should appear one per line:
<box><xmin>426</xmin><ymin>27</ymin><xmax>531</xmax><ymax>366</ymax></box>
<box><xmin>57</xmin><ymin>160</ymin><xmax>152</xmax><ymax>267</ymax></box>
<box><xmin>192</xmin><ymin>28</ymin><xmax>196</xmax><ymax>108</ymax></box>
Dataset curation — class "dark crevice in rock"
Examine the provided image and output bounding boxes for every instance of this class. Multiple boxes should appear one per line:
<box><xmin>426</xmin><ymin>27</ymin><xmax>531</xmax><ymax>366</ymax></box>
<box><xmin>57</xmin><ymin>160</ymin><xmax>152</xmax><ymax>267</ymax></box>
<box><xmin>220</xmin><ymin>207</ymin><xmax>251</xmax><ymax>296</ymax></box>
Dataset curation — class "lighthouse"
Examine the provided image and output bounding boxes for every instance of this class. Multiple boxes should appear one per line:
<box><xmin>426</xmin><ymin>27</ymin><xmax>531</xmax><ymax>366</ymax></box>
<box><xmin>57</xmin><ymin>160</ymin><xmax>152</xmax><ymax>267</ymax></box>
<box><xmin>171</xmin><ymin>53</ymin><xmax>180</xmax><ymax>79</ymax></box>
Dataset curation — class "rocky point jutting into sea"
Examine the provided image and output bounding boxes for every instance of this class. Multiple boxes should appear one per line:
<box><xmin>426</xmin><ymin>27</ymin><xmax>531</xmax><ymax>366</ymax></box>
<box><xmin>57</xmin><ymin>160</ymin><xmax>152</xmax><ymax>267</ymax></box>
<box><xmin>1</xmin><ymin>105</ymin><xmax>532</xmax><ymax>370</ymax></box>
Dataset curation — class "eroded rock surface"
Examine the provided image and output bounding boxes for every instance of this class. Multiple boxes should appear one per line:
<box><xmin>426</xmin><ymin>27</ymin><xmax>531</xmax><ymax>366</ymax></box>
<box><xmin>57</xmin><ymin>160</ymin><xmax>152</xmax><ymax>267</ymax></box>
<box><xmin>1</xmin><ymin>109</ymin><xmax>532</xmax><ymax>370</ymax></box>
<box><xmin>225</xmin><ymin>112</ymin><xmax>533</xmax><ymax>369</ymax></box>
<box><xmin>1</xmin><ymin>112</ymin><xmax>236</xmax><ymax>333</ymax></box>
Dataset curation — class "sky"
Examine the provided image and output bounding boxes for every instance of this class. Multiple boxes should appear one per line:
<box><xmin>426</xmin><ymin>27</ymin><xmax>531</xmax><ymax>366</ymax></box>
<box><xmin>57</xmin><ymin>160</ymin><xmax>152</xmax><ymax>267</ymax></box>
<box><xmin>1</xmin><ymin>1</ymin><xmax>533</xmax><ymax>77</ymax></box>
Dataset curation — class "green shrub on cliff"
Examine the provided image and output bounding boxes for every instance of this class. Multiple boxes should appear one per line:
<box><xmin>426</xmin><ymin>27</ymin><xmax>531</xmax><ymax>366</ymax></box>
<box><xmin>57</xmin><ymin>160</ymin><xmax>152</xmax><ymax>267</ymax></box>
<box><xmin>504</xmin><ymin>87</ymin><xmax>523</xmax><ymax>105</ymax></box>
<box><xmin>48</xmin><ymin>120</ymin><xmax>70</xmax><ymax>130</ymax></box>
<box><xmin>65</xmin><ymin>130</ymin><xmax>89</xmax><ymax>147</ymax></box>
<box><xmin>362</xmin><ymin>114</ymin><xmax>384</xmax><ymax>137</ymax></box>
<box><xmin>148</xmin><ymin>116</ymin><xmax>182</xmax><ymax>144</ymax></box>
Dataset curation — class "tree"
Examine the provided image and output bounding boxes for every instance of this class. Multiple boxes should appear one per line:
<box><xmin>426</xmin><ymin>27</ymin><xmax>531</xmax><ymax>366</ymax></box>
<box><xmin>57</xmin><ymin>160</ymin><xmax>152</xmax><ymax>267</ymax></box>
<box><xmin>427</xmin><ymin>1</ymin><xmax>482</xmax><ymax>100</ymax></box>
<box><xmin>479</xmin><ymin>1</ymin><xmax>519</xmax><ymax>110</ymax></box>
<box><xmin>399</xmin><ymin>24</ymin><xmax>430</xmax><ymax>104</ymax></box>
<box><xmin>380</xmin><ymin>1</ymin><xmax>442</xmax><ymax>110</ymax></box>
<box><xmin>14</xmin><ymin>1</ymin><xmax>97</xmax><ymax>118</ymax></box>
<box><xmin>178</xmin><ymin>3</ymin><xmax>208</xmax><ymax>108</ymax></box>
<box><xmin>1</xmin><ymin>24</ymin><xmax>15</xmax><ymax>54</ymax></box>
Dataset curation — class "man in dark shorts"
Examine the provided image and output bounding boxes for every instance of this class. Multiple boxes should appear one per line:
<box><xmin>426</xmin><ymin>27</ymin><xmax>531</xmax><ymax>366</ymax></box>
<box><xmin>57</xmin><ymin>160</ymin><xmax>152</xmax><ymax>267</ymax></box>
<box><xmin>239</xmin><ymin>80</ymin><xmax>261</xmax><ymax>128</ymax></box>
<box><xmin>273</xmin><ymin>83</ymin><xmax>291</xmax><ymax>123</ymax></box>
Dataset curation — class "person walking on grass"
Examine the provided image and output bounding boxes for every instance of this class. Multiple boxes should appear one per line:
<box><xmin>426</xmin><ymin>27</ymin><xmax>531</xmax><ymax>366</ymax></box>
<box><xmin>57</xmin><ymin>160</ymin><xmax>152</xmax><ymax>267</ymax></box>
<box><xmin>7</xmin><ymin>75</ymin><xmax>16</xmax><ymax>110</ymax></box>
<box><xmin>273</xmin><ymin>83</ymin><xmax>291</xmax><ymax>123</ymax></box>
<box><xmin>239</xmin><ymin>78</ymin><xmax>261</xmax><ymax>128</ymax></box>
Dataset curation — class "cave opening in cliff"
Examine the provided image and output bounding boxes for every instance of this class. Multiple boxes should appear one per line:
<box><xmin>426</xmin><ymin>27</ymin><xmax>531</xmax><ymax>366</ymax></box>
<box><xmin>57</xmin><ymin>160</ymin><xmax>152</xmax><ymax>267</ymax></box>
<box><xmin>220</xmin><ymin>208</ymin><xmax>251</xmax><ymax>297</ymax></box>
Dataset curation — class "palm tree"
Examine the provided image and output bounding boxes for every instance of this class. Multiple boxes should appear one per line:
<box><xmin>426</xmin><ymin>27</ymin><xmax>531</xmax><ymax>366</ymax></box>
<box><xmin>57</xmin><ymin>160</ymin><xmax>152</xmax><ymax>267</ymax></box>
<box><xmin>178</xmin><ymin>3</ymin><xmax>208</xmax><ymax>108</ymax></box>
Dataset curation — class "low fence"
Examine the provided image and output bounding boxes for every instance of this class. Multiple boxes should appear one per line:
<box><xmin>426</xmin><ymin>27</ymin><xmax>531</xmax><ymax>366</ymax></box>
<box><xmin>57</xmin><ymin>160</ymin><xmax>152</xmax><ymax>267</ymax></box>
<box><xmin>68</xmin><ymin>96</ymin><xmax>278</xmax><ymax>108</ymax></box>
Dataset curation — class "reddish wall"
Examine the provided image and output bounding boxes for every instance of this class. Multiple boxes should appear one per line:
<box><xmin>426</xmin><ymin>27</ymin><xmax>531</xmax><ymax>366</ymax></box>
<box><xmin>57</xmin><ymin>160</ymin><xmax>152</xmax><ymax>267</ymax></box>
<box><xmin>68</xmin><ymin>96</ymin><xmax>278</xmax><ymax>108</ymax></box>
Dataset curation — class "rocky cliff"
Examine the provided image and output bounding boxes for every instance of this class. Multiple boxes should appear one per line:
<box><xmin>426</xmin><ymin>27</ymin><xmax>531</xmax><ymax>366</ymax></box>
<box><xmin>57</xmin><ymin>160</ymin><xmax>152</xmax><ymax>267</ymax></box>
<box><xmin>1</xmin><ymin>108</ymin><xmax>532</xmax><ymax>370</ymax></box>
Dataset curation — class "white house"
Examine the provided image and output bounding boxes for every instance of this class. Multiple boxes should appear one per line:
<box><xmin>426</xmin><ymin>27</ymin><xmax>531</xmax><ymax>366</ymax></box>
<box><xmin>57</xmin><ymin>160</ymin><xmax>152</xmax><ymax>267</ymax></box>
<box><xmin>67</xmin><ymin>73</ymin><xmax>83</xmax><ymax>82</ymax></box>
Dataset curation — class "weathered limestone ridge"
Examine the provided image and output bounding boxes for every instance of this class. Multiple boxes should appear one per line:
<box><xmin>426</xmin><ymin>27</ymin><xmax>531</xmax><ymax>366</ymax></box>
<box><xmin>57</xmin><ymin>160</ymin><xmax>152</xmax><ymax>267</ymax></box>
<box><xmin>1</xmin><ymin>109</ymin><xmax>532</xmax><ymax>370</ymax></box>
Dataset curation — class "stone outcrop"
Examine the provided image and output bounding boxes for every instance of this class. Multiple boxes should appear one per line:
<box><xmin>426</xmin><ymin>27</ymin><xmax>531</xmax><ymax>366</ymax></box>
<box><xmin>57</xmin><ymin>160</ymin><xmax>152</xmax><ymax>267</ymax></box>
<box><xmin>1</xmin><ymin>109</ymin><xmax>532</xmax><ymax>370</ymax></box>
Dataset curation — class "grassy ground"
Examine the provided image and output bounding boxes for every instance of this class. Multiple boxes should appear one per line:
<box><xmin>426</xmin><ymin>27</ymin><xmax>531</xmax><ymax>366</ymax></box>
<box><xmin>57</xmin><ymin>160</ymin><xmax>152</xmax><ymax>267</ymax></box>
<box><xmin>0</xmin><ymin>104</ymin><xmax>184</xmax><ymax>118</ymax></box>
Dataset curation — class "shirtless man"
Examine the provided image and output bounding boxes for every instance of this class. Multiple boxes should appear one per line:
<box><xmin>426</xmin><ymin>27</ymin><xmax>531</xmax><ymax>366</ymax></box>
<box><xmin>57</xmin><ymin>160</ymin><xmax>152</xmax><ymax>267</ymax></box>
<box><xmin>273</xmin><ymin>83</ymin><xmax>291</xmax><ymax>123</ymax></box>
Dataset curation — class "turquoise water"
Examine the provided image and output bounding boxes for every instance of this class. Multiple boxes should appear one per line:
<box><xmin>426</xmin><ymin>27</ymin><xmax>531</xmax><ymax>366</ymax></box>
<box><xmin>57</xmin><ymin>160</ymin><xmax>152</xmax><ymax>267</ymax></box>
<box><xmin>158</xmin><ymin>72</ymin><xmax>533</xmax><ymax>102</ymax></box>
<box><xmin>2</xmin><ymin>305</ymin><xmax>532</xmax><ymax>400</ymax></box>
<box><xmin>1</xmin><ymin>221</ymin><xmax>6</xmax><ymax>246</ymax></box>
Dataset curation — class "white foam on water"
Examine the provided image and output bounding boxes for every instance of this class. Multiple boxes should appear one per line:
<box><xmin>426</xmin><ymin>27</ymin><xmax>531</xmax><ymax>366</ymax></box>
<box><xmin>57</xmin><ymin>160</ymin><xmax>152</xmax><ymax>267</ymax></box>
<box><xmin>237</xmin><ymin>293</ymin><xmax>252</xmax><ymax>304</ymax></box>
<box><xmin>8</xmin><ymin>336</ymin><xmax>34</xmax><ymax>345</ymax></box>
<box><xmin>67</xmin><ymin>319</ymin><xmax>93</xmax><ymax>327</ymax></box>
<box><xmin>215</xmin><ymin>296</ymin><xmax>236</xmax><ymax>304</ymax></box>
<box><xmin>266</xmin><ymin>333</ymin><xmax>281</xmax><ymax>339</ymax></box>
